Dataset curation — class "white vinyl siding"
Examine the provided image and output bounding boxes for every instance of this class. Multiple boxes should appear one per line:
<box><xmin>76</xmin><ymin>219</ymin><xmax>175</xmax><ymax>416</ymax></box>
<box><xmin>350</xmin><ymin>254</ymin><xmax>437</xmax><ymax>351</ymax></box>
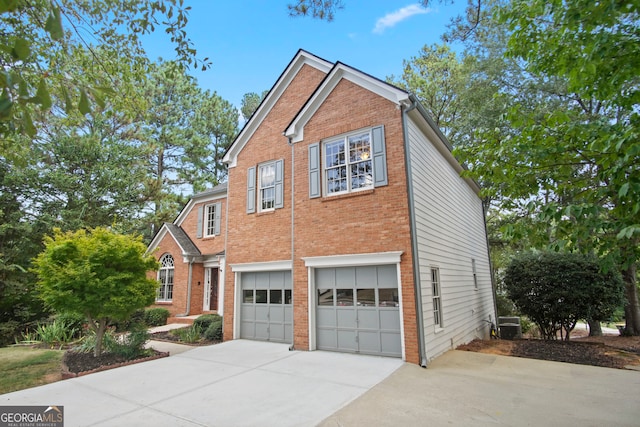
<box><xmin>406</xmin><ymin>117</ymin><xmax>494</xmax><ymax>361</ymax></box>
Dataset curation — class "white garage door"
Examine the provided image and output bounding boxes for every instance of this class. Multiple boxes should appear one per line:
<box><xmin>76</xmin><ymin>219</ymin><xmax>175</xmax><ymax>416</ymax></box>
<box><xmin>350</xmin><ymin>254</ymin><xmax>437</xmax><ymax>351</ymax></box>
<box><xmin>240</xmin><ymin>271</ymin><xmax>292</xmax><ymax>343</ymax></box>
<box><xmin>316</xmin><ymin>265</ymin><xmax>401</xmax><ymax>357</ymax></box>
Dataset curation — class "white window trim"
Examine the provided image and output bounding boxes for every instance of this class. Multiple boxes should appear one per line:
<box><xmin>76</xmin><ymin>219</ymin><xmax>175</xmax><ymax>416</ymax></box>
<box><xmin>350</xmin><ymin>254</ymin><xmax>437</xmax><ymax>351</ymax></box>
<box><xmin>258</xmin><ymin>161</ymin><xmax>276</xmax><ymax>212</ymax></box>
<box><xmin>302</xmin><ymin>251</ymin><xmax>403</xmax><ymax>268</ymax></box>
<box><xmin>157</xmin><ymin>254</ymin><xmax>174</xmax><ymax>302</ymax></box>
<box><xmin>203</xmin><ymin>203</ymin><xmax>217</xmax><ymax>237</ymax></box>
<box><xmin>431</xmin><ymin>267</ymin><xmax>443</xmax><ymax>330</ymax></box>
<box><xmin>322</xmin><ymin>129</ymin><xmax>374</xmax><ymax>197</ymax></box>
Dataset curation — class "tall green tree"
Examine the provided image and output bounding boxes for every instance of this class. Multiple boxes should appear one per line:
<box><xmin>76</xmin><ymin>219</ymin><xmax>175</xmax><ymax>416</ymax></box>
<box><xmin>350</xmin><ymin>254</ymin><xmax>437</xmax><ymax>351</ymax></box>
<box><xmin>189</xmin><ymin>91</ymin><xmax>239</xmax><ymax>189</ymax></box>
<box><xmin>0</xmin><ymin>0</ymin><xmax>208</xmax><ymax>146</ymax></box>
<box><xmin>240</xmin><ymin>90</ymin><xmax>269</xmax><ymax>122</ymax></box>
<box><xmin>33</xmin><ymin>227</ymin><xmax>159</xmax><ymax>356</ymax></box>
<box><xmin>460</xmin><ymin>0</ymin><xmax>640</xmax><ymax>334</ymax></box>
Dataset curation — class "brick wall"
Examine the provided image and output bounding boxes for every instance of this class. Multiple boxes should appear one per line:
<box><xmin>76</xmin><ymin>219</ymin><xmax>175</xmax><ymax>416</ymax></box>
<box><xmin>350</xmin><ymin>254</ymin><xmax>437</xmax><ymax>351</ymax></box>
<box><xmin>223</xmin><ymin>66</ymin><xmax>419</xmax><ymax>363</ymax></box>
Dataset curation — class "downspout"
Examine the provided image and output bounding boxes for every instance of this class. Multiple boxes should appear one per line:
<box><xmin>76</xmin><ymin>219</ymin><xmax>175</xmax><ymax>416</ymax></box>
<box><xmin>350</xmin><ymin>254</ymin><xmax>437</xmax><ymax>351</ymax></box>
<box><xmin>402</xmin><ymin>98</ymin><xmax>428</xmax><ymax>367</ymax></box>
<box><xmin>287</xmin><ymin>136</ymin><xmax>295</xmax><ymax>351</ymax></box>
<box><xmin>483</xmin><ymin>203</ymin><xmax>499</xmax><ymax>327</ymax></box>
<box><xmin>177</xmin><ymin>256</ymin><xmax>195</xmax><ymax>317</ymax></box>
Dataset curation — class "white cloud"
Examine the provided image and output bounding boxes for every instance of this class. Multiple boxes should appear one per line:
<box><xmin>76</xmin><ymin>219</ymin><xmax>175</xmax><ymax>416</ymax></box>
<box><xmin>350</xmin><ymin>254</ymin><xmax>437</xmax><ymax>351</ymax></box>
<box><xmin>373</xmin><ymin>4</ymin><xmax>430</xmax><ymax>34</ymax></box>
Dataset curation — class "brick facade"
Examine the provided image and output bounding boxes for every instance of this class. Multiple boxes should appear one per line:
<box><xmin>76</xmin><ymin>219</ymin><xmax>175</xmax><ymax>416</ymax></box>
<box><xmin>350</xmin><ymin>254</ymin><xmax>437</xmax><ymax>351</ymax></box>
<box><xmin>222</xmin><ymin>59</ymin><xmax>420</xmax><ymax>363</ymax></box>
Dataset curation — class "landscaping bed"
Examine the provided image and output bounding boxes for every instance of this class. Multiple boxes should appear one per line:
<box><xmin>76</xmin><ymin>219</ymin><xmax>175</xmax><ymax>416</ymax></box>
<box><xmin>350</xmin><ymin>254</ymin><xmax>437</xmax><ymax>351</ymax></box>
<box><xmin>150</xmin><ymin>330</ymin><xmax>221</xmax><ymax>346</ymax></box>
<box><xmin>62</xmin><ymin>349</ymin><xmax>168</xmax><ymax>377</ymax></box>
<box><xmin>457</xmin><ymin>334</ymin><xmax>640</xmax><ymax>369</ymax></box>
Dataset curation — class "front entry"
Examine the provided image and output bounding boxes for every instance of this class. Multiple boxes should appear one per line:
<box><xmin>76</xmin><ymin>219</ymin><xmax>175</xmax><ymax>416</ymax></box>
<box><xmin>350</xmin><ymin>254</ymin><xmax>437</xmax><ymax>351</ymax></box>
<box><xmin>203</xmin><ymin>268</ymin><xmax>219</xmax><ymax>311</ymax></box>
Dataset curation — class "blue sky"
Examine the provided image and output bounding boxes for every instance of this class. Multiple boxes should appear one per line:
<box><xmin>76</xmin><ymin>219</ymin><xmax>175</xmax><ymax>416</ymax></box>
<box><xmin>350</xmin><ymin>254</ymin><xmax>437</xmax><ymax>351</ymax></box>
<box><xmin>142</xmin><ymin>1</ymin><xmax>465</xmax><ymax>110</ymax></box>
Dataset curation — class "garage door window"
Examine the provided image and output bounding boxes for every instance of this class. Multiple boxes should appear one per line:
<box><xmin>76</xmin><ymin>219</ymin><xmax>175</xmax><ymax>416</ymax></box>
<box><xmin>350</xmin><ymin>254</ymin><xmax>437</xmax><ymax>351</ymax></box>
<box><xmin>378</xmin><ymin>289</ymin><xmax>399</xmax><ymax>307</ymax></box>
<box><xmin>270</xmin><ymin>290</ymin><xmax>282</xmax><ymax>304</ymax></box>
<box><xmin>255</xmin><ymin>289</ymin><xmax>267</xmax><ymax>303</ymax></box>
<box><xmin>318</xmin><ymin>289</ymin><xmax>333</xmax><ymax>305</ymax></box>
<box><xmin>336</xmin><ymin>289</ymin><xmax>353</xmax><ymax>306</ymax></box>
<box><xmin>357</xmin><ymin>289</ymin><xmax>376</xmax><ymax>306</ymax></box>
<box><xmin>243</xmin><ymin>290</ymin><xmax>254</xmax><ymax>303</ymax></box>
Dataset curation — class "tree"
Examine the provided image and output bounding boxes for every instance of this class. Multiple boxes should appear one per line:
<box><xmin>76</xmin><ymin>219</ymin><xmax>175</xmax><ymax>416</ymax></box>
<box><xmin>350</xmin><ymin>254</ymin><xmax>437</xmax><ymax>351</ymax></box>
<box><xmin>189</xmin><ymin>90</ymin><xmax>239</xmax><ymax>188</ymax></box>
<box><xmin>504</xmin><ymin>251</ymin><xmax>624</xmax><ymax>340</ymax></box>
<box><xmin>459</xmin><ymin>0</ymin><xmax>640</xmax><ymax>334</ymax></box>
<box><xmin>240</xmin><ymin>90</ymin><xmax>269</xmax><ymax>122</ymax></box>
<box><xmin>32</xmin><ymin>227</ymin><xmax>159</xmax><ymax>356</ymax></box>
<box><xmin>0</xmin><ymin>0</ymin><xmax>208</xmax><ymax>145</ymax></box>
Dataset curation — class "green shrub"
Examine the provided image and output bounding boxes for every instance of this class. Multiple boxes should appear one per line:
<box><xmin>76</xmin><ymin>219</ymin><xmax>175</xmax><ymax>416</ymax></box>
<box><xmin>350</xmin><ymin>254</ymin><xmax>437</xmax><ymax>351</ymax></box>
<box><xmin>110</xmin><ymin>327</ymin><xmax>151</xmax><ymax>359</ymax></box>
<box><xmin>171</xmin><ymin>325</ymin><xmax>202</xmax><ymax>343</ymax></box>
<box><xmin>111</xmin><ymin>309</ymin><xmax>146</xmax><ymax>332</ymax></box>
<box><xmin>56</xmin><ymin>312</ymin><xmax>85</xmax><ymax>336</ymax></box>
<box><xmin>144</xmin><ymin>308</ymin><xmax>170</xmax><ymax>326</ymax></box>
<box><xmin>20</xmin><ymin>319</ymin><xmax>79</xmax><ymax>348</ymax></box>
<box><xmin>193</xmin><ymin>314</ymin><xmax>221</xmax><ymax>331</ymax></box>
<box><xmin>203</xmin><ymin>320</ymin><xmax>223</xmax><ymax>341</ymax></box>
<box><xmin>504</xmin><ymin>251</ymin><xmax>624</xmax><ymax>340</ymax></box>
<box><xmin>0</xmin><ymin>321</ymin><xmax>21</xmax><ymax>347</ymax></box>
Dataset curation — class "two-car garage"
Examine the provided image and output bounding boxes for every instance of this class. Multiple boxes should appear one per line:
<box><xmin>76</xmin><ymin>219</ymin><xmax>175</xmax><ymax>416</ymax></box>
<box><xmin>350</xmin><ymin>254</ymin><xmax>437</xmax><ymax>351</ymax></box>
<box><xmin>234</xmin><ymin>254</ymin><xmax>403</xmax><ymax>359</ymax></box>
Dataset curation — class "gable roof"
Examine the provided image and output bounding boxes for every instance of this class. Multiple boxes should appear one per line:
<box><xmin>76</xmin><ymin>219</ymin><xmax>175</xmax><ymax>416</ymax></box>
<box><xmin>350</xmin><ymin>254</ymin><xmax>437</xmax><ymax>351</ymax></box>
<box><xmin>146</xmin><ymin>223</ymin><xmax>201</xmax><ymax>257</ymax></box>
<box><xmin>222</xmin><ymin>50</ymin><xmax>333</xmax><ymax>167</ymax></box>
<box><xmin>284</xmin><ymin>62</ymin><xmax>411</xmax><ymax>143</ymax></box>
<box><xmin>174</xmin><ymin>182</ymin><xmax>227</xmax><ymax>227</ymax></box>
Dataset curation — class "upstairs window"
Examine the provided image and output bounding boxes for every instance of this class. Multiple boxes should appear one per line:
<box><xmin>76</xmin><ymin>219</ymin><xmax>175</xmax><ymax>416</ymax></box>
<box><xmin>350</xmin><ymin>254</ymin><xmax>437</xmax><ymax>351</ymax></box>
<box><xmin>324</xmin><ymin>132</ymin><xmax>372</xmax><ymax>194</ymax></box>
<box><xmin>309</xmin><ymin>125</ymin><xmax>387</xmax><ymax>199</ymax></box>
<box><xmin>247</xmin><ymin>159</ymin><xmax>284</xmax><ymax>214</ymax></box>
<box><xmin>259</xmin><ymin>162</ymin><xmax>276</xmax><ymax>211</ymax></box>
<box><xmin>204</xmin><ymin>203</ymin><xmax>217</xmax><ymax>237</ymax></box>
<box><xmin>197</xmin><ymin>202</ymin><xmax>221</xmax><ymax>238</ymax></box>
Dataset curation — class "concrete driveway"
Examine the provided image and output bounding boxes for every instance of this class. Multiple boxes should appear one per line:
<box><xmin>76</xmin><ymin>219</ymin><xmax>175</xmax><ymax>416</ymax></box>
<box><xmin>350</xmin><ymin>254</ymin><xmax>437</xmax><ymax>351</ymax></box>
<box><xmin>321</xmin><ymin>350</ymin><xmax>640</xmax><ymax>427</ymax></box>
<box><xmin>0</xmin><ymin>340</ymin><xmax>402</xmax><ymax>426</ymax></box>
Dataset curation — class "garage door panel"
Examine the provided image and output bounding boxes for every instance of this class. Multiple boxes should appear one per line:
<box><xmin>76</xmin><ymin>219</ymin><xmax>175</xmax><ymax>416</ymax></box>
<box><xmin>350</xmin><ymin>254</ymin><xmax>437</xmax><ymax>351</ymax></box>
<box><xmin>241</xmin><ymin>321</ymin><xmax>254</xmax><ymax>339</ymax></box>
<box><xmin>377</xmin><ymin>265</ymin><xmax>397</xmax><ymax>286</ymax></box>
<box><xmin>317</xmin><ymin>308</ymin><xmax>336</xmax><ymax>327</ymax></box>
<box><xmin>336</xmin><ymin>267</ymin><xmax>356</xmax><ymax>287</ymax></box>
<box><xmin>241</xmin><ymin>305</ymin><xmax>254</xmax><ymax>321</ymax></box>
<box><xmin>269</xmin><ymin>306</ymin><xmax>284</xmax><ymax>322</ymax></box>
<box><xmin>381</xmin><ymin>332</ymin><xmax>402</xmax><ymax>356</ymax></box>
<box><xmin>255</xmin><ymin>322</ymin><xmax>269</xmax><ymax>340</ymax></box>
<box><xmin>379</xmin><ymin>309</ymin><xmax>401</xmax><ymax>330</ymax></box>
<box><xmin>357</xmin><ymin>309</ymin><xmax>380</xmax><ymax>329</ymax></box>
<box><xmin>355</xmin><ymin>266</ymin><xmax>377</xmax><ymax>288</ymax></box>
<box><xmin>337</xmin><ymin>330</ymin><xmax>357</xmax><ymax>352</ymax></box>
<box><xmin>317</xmin><ymin>328</ymin><xmax>337</xmax><ymax>349</ymax></box>
<box><xmin>336</xmin><ymin>309</ymin><xmax>356</xmax><ymax>328</ymax></box>
<box><xmin>358</xmin><ymin>330</ymin><xmax>382</xmax><ymax>354</ymax></box>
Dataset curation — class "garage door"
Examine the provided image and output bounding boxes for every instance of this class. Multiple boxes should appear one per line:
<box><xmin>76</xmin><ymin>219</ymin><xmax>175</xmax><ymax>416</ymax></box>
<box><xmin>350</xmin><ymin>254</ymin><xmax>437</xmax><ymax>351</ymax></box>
<box><xmin>240</xmin><ymin>271</ymin><xmax>292</xmax><ymax>343</ymax></box>
<box><xmin>316</xmin><ymin>265</ymin><xmax>401</xmax><ymax>357</ymax></box>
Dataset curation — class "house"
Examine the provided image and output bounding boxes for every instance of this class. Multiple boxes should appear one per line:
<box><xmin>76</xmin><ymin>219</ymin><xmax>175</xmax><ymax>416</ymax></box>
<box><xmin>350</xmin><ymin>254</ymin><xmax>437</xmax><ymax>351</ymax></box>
<box><xmin>219</xmin><ymin>50</ymin><xmax>496</xmax><ymax>365</ymax></box>
<box><xmin>146</xmin><ymin>50</ymin><xmax>495</xmax><ymax>364</ymax></box>
<box><xmin>146</xmin><ymin>183</ymin><xmax>227</xmax><ymax>320</ymax></box>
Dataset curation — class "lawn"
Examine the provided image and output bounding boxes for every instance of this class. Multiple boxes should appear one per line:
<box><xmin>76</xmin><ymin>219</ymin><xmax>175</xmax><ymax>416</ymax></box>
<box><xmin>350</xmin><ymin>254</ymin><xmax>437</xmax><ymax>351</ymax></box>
<box><xmin>0</xmin><ymin>346</ymin><xmax>64</xmax><ymax>394</ymax></box>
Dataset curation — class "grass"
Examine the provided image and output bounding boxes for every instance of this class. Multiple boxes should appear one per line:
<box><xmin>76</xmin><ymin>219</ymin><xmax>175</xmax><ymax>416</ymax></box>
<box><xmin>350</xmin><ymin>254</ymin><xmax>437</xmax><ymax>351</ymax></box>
<box><xmin>0</xmin><ymin>346</ymin><xmax>64</xmax><ymax>394</ymax></box>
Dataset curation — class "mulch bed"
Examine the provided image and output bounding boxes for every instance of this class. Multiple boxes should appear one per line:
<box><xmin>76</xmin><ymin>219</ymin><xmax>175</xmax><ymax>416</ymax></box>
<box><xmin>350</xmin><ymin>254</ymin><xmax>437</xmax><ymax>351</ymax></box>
<box><xmin>457</xmin><ymin>336</ymin><xmax>640</xmax><ymax>369</ymax></box>
<box><xmin>62</xmin><ymin>349</ymin><xmax>168</xmax><ymax>378</ymax></box>
<box><xmin>149</xmin><ymin>331</ymin><xmax>221</xmax><ymax>346</ymax></box>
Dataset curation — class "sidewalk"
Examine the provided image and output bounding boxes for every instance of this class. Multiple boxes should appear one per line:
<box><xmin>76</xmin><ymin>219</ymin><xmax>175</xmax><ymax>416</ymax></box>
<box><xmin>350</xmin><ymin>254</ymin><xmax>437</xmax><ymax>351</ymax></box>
<box><xmin>146</xmin><ymin>323</ymin><xmax>193</xmax><ymax>356</ymax></box>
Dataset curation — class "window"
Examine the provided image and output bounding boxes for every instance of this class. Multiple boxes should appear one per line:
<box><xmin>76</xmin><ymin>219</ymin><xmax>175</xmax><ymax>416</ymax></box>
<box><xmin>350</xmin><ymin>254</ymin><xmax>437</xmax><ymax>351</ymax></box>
<box><xmin>259</xmin><ymin>162</ymin><xmax>276</xmax><ymax>211</ymax></box>
<box><xmin>324</xmin><ymin>131</ymin><xmax>372</xmax><ymax>195</ymax></box>
<box><xmin>157</xmin><ymin>254</ymin><xmax>174</xmax><ymax>302</ymax></box>
<box><xmin>309</xmin><ymin>126</ymin><xmax>387</xmax><ymax>199</ymax></box>
<box><xmin>247</xmin><ymin>160</ymin><xmax>284</xmax><ymax>214</ymax></box>
<box><xmin>472</xmin><ymin>259</ymin><xmax>478</xmax><ymax>289</ymax></box>
<box><xmin>431</xmin><ymin>267</ymin><xmax>443</xmax><ymax>328</ymax></box>
<box><xmin>204</xmin><ymin>204</ymin><xmax>217</xmax><ymax>237</ymax></box>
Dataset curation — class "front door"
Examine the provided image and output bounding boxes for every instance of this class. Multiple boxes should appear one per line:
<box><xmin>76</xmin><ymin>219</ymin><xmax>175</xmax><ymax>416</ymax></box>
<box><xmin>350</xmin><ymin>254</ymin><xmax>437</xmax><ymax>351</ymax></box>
<box><xmin>203</xmin><ymin>268</ymin><xmax>219</xmax><ymax>311</ymax></box>
<box><xmin>210</xmin><ymin>268</ymin><xmax>219</xmax><ymax>311</ymax></box>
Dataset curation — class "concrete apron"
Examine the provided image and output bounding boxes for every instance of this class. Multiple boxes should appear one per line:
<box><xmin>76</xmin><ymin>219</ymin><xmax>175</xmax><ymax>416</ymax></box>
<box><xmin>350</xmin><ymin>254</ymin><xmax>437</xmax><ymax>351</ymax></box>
<box><xmin>319</xmin><ymin>350</ymin><xmax>640</xmax><ymax>427</ymax></box>
<box><xmin>0</xmin><ymin>340</ymin><xmax>403</xmax><ymax>427</ymax></box>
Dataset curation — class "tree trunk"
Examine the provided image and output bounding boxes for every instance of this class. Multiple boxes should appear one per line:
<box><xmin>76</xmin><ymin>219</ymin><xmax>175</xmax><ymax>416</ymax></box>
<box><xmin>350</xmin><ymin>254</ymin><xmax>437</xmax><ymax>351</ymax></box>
<box><xmin>94</xmin><ymin>318</ymin><xmax>108</xmax><ymax>357</ymax></box>
<box><xmin>622</xmin><ymin>263</ymin><xmax>640</xmax><ymax>336</ymax></box>
<box><xmin>587</xmin><ymin>319</ymin><xmax>602</xmax><ymax>336</ymax></box>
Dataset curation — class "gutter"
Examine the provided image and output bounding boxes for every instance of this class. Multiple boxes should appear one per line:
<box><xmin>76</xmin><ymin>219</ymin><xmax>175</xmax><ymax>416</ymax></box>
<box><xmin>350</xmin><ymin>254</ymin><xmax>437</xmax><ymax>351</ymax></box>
<box><xmin>402</xmin><ymin>99</ymin><xmax>428</xmax><ymax>368</ymax></box>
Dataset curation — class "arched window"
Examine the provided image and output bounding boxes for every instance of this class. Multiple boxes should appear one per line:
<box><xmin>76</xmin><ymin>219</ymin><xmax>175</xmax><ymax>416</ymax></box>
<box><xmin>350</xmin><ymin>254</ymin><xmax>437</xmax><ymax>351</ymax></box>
<box><xmin>157</xmin><ymin>254</ymin><xmax>174</xmax><ymax>302</ymax></box>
